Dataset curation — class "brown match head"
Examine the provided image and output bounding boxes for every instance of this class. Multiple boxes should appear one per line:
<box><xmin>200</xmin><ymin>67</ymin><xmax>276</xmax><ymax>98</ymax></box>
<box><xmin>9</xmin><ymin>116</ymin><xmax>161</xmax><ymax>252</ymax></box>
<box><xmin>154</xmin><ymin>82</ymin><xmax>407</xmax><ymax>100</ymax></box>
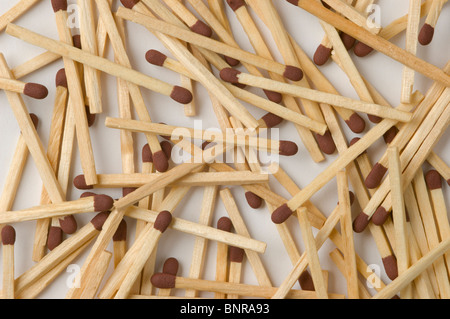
<box><xmin>163</xmin><ymin>257</ymin><xmax>179</xmax><ymax>275</ymax></box>
<box><xmin>154</xmin><ymin>211</ymin><xmax>172</xmax><ymax>233</ymax></box>
<box><xmin>425</xmin><ymin>170</ymin><xmax>442</xmax><ymax>190</ymax></box>
<box><xmin>260</xmin><ymin>113</ymin><xmax>283</xmax><ymax>128</ymax></box>
<box><xmin>345</xmin><ymin>113</ymin><xmax>366</xmax><ymax>134</ymax></box>
<box><xmin>170</xmin><ymin>86</ymin><xmax>193</xmax><ymax>105</ymax></box>
<box><xmin>73</xmin><ymin>175</ymin><xmax>93</xmax><ymax>190</ymax></box>
<box><xmin>85</xmin><ymin>105</ymin><xmax>96</xmax><ymax>127</ymax></box>
<box><xmin>341</xmin><ymin>33</ymin><xmax>356</xmax><ymax>50</ymax></box>
<box><xmin>313</xmin><ymin>44</ymin><xmax>332</xmax><ymax>66</ymax></box>
<box><xmin>120</xmin><ymin>0</ymin><xmax>140</xmax><ymax>9</ymax></box>
<box><xmin>93</xmin><ymin>194</ymin><xmax>115</xmax><ymax>212</ymax></box>
<box><xmin>287</xmin><ymin>0</ymin><xmax>299</xmax><ymax>6</ymax></box>
<box><xmin>55</xmin><ymin>68</ymin><xmax>68</xmax><ymax>88</ymax></box>
<box><xmin>372</xmin><ymin>206</ymin><xmax>389</xmax><ymax>226</ymax></box>
<box><xmin>352</xmin><ymin>211</ymin><xmax>370</xmax><ymax>233</ymax></box>
<box><xmin>160</xmin><ymin>140</ymin><xmax>173</xmax><ymax>160</ymax></box>
<box><xmin>151</xmin><ymin>273</ymin><xmax>176</xmax><ymax>289</ymax></box>
<box><xmin>220</xmin><ymin>68</ymin><xmax>241</xmax><ymax>84</ymax></box>
<box><xmin>365</xmin><ymin>163</ymin><xmax>388</xmax><ymax>189</ymax></box>
<box><xmin>227</xmin><ymin>0</ymin><xmax>246</xmax><ymax>11</ymax></box>
<box><xmin>224</xmin><ymin>55</ymin><xmax>240</xmax><ymax>67</ymax></box>
<box><xmin>23</xmin><ymin>83</ymin><xmax>49</xmax><ymax>99</ymax></box>
<box><xmin>245</xmin><ymin>191</ymin><xmax>263</xmax><ymax>209</ymax></box>
<box><xmin>229</xmin><ymin>246</ymin><xmax>245</xmax><ymax>263</ymax></box>
<box><xmin>368</xmin><ymin>114</ymin><xmax>382</xmax><ymax>124</ymax></box>
<box><xmin>315</xmin><ymin>131</ymin><xmax>336</xmax><ymax>155</ymax></box>
<box><xmin>190</xmin><ymin>20</ymin><xmax>213</xmax><ymax>38</ymax></box>
<box><xmin>80</xmin><ymin>191</ymin><xmax>97</xmax><ymax>198</ymax></box>
<box><xmin>1</xmin><ymin>225</ymin><xmax>16</xmax><ymax>245</ymax></box>
<box><xmin>279</xmin><ymin>140</ymin><xmax>298</xmax><ymax>156</ymax></box>
<box><xmin>353</xmin><ymin>41</ymin><xmax>374</xmax><ymax>57</ymax></box>
<box><xmin>29</xmin><ymin>113</ymin><xmax>39</xmax><ymax>129</ymax></box>
<box><xmin>59</xmin><ymin>215</ymin><xmax>78</xmax><ymax>234</ymax></box>
<box><xmin>145</xmin><ymin>50</ymin><xmax>168</xmax><ymax>67</ymax></box>
<box><xmin>47</xmin><ymin>226</ymin><xmax>62</xmax><ymax>251</ymax></box>
<box><xmin>142</xmin><ymin>144</ymin><xmax>153</xmax><ymax>163</ymax></box>
<box><xmin>72</xmin><ymin>35</ymin><xmax>82</xmax><ymax>49</ymax></box>
<box><xmin>382</xmin><ymin>255</ymin><xmax>399</xmax><ymax>280</ymax></box>
<box><xmin>51</xmin><ymin>0</ymin><xmax>67</xmax><ymax>12</ymax></box>
<box><xmin>113</xmin><ymin>219</ymin><xmax>127</xmax><ymax>242</ymax></box>
<box><xmin>271</xmin><ymin>203</ymin><xmax>294</xmax><ymax>224</ymax></box>
<box><xmin>383</xmin><ymin>126</ymin><xmax>399</xmax><ymax>144</ymax></box>
<box><xmin>418</xmin><ymin>23</ymin><xmax>435</xmax><ymax>46</ymax></box>
<box><xmin>263</xmin><ymin>89</ymin><xmax>283</xmax><ymax>104</ymax></box>
<box><xmin>122</xmin><ymin>187</ymin><xmax>137</xmax><ymax>197</ymax></box>
<box><xmin>298</xmin><ymin>270</ymin><xmax>315</xmax><ymax>291</ymax></box>
<box><xmin>90</xmin><ymin>211</ymin><xmax>110</xmax><ymax>231</ymax></box>
<box><xmin>217</xmin><ymin>216</ymin><xmax>233</xmax><ymax>232</ymax></box>
<box><xmin>283</xmin><ymin>65</ymin><xmax>303</xmax><ymax>82</ymax></box>
<box><xmin>349</xmin><ymin>137</ymin><xmax>360</xmax><ymax>147</ymax></box>
<box><xmin>153</xmin><ymin>150</ymin><xmax>169</xmax><ymax>173</ymax></box>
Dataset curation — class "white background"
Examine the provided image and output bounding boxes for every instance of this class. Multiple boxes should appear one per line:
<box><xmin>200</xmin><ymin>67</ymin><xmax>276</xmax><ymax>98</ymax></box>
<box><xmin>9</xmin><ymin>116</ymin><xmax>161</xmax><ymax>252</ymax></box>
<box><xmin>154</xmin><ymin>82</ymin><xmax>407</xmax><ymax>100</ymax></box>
<box><xmin>0</xmin><ymin>0</ymin><xmax>448</xmax><ymax>299</ymax></box>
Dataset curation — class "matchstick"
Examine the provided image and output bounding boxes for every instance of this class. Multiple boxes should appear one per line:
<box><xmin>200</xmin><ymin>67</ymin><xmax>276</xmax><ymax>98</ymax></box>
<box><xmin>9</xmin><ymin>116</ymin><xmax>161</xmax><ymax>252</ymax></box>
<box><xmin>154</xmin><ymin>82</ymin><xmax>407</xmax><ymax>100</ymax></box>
<box><xmin>215</xmin><ymin>217</ymin><xmax>232</xmax><ymax>299</ymax></box>
<box><xmin>0</xmin><ymin>0</ymin><xmax>39</xmax><ymax>31</ymax></box>
<box><xmin>2</xmin><ymin>225</ymin><xmax>16</xmax><ymax>299</ymax></box>
<box><xmin>0</xmin><ymin>194</ymin><xmax>114</xmax><ymax>225</ymax></box>
<box><xmin>401</xmin><ymin>0</ymin><xmax>422</xmax><ymax>104</ymax></box>
<box><xmin>418</xmin><ymin>0</ymin><xmax>448</xmax><ymax>45</ymax></box>
<box><xmin>113</xmin><ymin>219</ymin><xmax>127</xmax><ymax>268</ymax></box>
<box><xmin>336</xmin><ymin>170</ymin><xmax>358</xmax><ymax>299</ymax></box>
<box><xmin>78</xmin><ymin>0</ymin><xmax>103</xmax><ymax>114</ymax></box>
<box><xmin>0</xmin><ymin>77</ymin><xmax>48</xmax><ymax>99</ymax></box>
<box><xmin>78</xmin><ymin>250</ymin><xmax>113</xmax><ymax>299</ymax></box>
<box><xmin>425</xmin><ymin>170</ymin><xmax>450</xmax><ymax>274</ymax></box>
<box><xmin>286</xmin><ymin>0</ymin><xmax>450</xmax><ymax>87</ymax></box>
<box><xmin>427</xmin><ymin>152</ymin><xmax>450</xmax><ymax>186</ymax></box>
<box><xmin>388</xmin><ymin>146</ymin><xmax>412</xmax><ymax>298</ymax></box>
<box><xmin>150</xmin><ymin>273</ymin><xmax>345</xmax><ymax>299</ymax></box>
<box><xmin>227</xmin><ymin>245</ymin><xmax>245</xmax><ymax>299</ymax></box>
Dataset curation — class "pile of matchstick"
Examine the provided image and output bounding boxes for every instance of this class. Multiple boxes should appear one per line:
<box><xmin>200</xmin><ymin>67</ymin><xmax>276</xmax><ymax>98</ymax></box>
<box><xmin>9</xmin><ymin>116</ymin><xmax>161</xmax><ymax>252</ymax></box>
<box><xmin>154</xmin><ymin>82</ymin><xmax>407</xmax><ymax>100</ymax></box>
<box><xmin>0</xmin><ymin>0</ymin><xmax>448</xmax><ymax>300</ymax></box>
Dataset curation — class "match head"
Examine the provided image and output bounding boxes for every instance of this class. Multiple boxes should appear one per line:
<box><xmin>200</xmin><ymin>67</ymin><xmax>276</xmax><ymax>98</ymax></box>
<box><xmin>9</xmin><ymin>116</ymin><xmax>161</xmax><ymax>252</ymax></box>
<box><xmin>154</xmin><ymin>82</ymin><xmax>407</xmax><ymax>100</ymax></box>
<box><xmin>313</xmin><ymin>44</ymin><xmax>332</xmax><ymax>66</ymax></box>
<box><xmin>29</xmin><ymin>113</ymin><xmax>39</xmax><ymax>129</ymax></box>
<box><xmin>85</xmin><ymin>105</ymin><xmax>96</xmax><ymax>127</ymax></box>
<box><xmin>364</xmin><ymin>163</ymin><xmax>387</xmax><ymax>189</ymax></box>
<box><xmin>383</xmin><ymin>126</ymin><xmax>399</xmax><ymax>144</ymax></box>
<box><xmin>271</xmin><ymin>203</ymin><xmax>294</xmax><ymax>224</ymax></box>
<box><xmin>151</xmin><ymin>273</ymin><xmax>176</xmax><ymax>289</ymax></box>
<box><xmin>47</xmin><ymin>226</ymin><xmax>62</xmax><ymax>251</ymax></box>
<box><xmin>170</xmin><ymin>86</ymin><xmax>193</xmax><ymax>105</ymax></box>
<box><xmin>229</xmin><ymin>246</ymin><xmax>245</xmax><ymax>263</ymax></box>
<box><xmin>345</xmin><ymin>113</ymin><xmax>366</xmax><ymax>134</ymax></box>
<box><xmin>353</xmin><ymin>41</ymin><xmax>374</xmax><ymax>57</ymax></box>
<box><xmin>163</xmin><ymin>258</ymin><xmax>179</xmax><ymax>275</ymax></box>
<box><xmin>122</xmin><ymin>187</ymin><xmax>137</xmax><ymax>197</ymax></box>
<box><xmin>1</xmin><ymin>225</ymin><xmax>16</xmax><ymax>245</ymax></box>
<box><xmin>73</xmin><ymin>175</ymin><xmax>93</xmax><ymax>190</ymax></box>
<box><xmin>154</xmin><ymin>210</ymin><xmax>173</xmax><ymax>233</ymax></box>
<box><xmin>227</xmin><ymin>0</ymin><xmax>246</xmax><ymax>11</ymax></box>
<box><xmin>90</xmin><ymin>211</ymin><xmax>110</xmax><ymax>231</ymax></box>
<box><xmin>315</xmin><ymin>131</ymin><xmax>336</xmax><ymax>155</ymax></box>
<box><xmin>224</xmin><ymin>55</ymin><xmax>240</xmax><ymax>67</ymax></box>
<box><xmin>145</xmin><ymin>50</ymin><xmax>168</xmax><ymax>67</ymax></box>
<box><xmin>341</xmin><ymin>33</ymin><xmax>356</xmax><ymax>50</ymax></box>
<box><xmin>93</xmin><ymin>194</ymin><xmax>115</xmax><ymax>212</ymax></box>
<box><xmin>51</xmin><ymin>0</ymin><xmax>67</xmax><ymax>12</ymax></box>
<box><xmin>286</xmin><ymin>0</ymin><xmax>299</xmax><ymax>6</ymax></box>
<box><xmin>372</xmin><ymin>206</ymin><xmax>389</xmax><ymax>226</ymax></box>
<box><xmin>120</xmin><ymin>0</ymin><xmax>141</xmax><ymax>9</ymax></box>
<box><xmin>283</xmin><ymin>65</ymin><xmax>303</xmax><ymax>82</ymax></box>
<box><xmin>220</xmin><ymin>68</ymin><xmax>241</xmax><ymax>84</ymax></box>
<box><xmin>113</xmin><ymin>219</ymin><xmax>127</xmax><ymax>242</ymax></box>
<box><xmin>245</xmin><ymin>191</ymin><xmax>263</xmax><ymax>209</ymax></box>
<box><xmin>59</xmin><ymin>215</ymin><xmax>78</xmax><ymax>234</ymax></box>
<box><xmin>279</xmin><ymin>140</ymin><xmax>298</xmax><ymax>156</ymax></box>
<box><xmin>425</xmin><ymin>170</ymin><xmax>442</xmax><ymax>190</ymax></box>
<box><xmin>263</xmin><ymin>89</ymin><xmax>283</xmax><ymax>104</ymax></box>
<box><xmin>153</xmin><ymin>150</ymin><xmax>169</xmax><ymax>173</ymax></box>
<box><xmin>160</xmin><ymin>140</ymin><xmax>173</xmax><ymax>160</ymax></box>
<box><xmin>23</xmin><ymin>83</ymin><xmax>49</xmax><ymax>99</ymax></box>
<box><xmin>217</xmin><ymin>216</ymin><xmax>233</xmax><ymax>232</ymax></box>
<box><xmin>418</xmin><ymin>23</ymin><xmax>434</xmax><ymax>46</ymax></box>
<box><xmin>260</xmin><ymin>113</ymin><xmax>284</xmax><ymax>128</ymax></box>
<box><xmin>352</xmin><ymin>211</ymin><xmax>370</xmax><ymax>233</ymax></box>
<box><xmin>382</xmin><ymin>255</ymin><xmax>399</xmax><ymax>280</ymax></box>
<box><xmin>298</xmin><ymin>271</ymin><xmax>315</xmax><ymax>291</ymax></box>
<box><xmin>142</xmin><ymin>144</ymin><xmax>153</xmax><ymax>163</ymax></box>
<box><xmin>190</xmin><ymin>20</ymin><xmax>213</xmax><ymax>38</ymax></box>
<box><xmin>72</xmin><ymin>35</ymin><xmax>82</xmax><ymax>49</ymax></box>
<box><xmin>55</xmin><ymin>68</ymin><xmax>68</xmax><ymax>88</ymax></box>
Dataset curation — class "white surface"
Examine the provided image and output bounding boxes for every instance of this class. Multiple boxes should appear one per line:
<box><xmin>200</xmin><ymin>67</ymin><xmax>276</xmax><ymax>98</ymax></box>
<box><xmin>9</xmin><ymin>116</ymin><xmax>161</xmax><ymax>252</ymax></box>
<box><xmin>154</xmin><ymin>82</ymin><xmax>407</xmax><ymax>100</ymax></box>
<box><xmin>0</xmin><ymin>0</ymin><xmax>448</xmax><ymax>299</ymax></box>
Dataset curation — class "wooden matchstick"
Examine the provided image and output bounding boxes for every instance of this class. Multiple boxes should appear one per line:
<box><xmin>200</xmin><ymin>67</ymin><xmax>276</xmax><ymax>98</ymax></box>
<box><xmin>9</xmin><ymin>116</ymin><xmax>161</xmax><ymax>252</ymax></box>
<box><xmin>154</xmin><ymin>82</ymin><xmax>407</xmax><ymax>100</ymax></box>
<box><xmin>427</xmin><ymin>152</ymin><xmax>450</xmax><ymax>186</ymax></box>
<box><xmin>78</xmin><ymin>0</ymin><xmax>103</xmax><ymax>114</ymax></box>
<box><xmin>0</xmin><ymin>194</ymin><xmax>114</xmax><ymax>225</ymax></box>
<box><xmin>0</xmin><ymin>0</ymin><xmax>39</xmax><ymax>31</ymax></box>
<box><xmin>0</xmin><ymin>77</ymin><xmax>48</xmax><ymax>99</ymax></box>
<box><xmin>2</xmin><ymin>225</ymin><xmax>16</xmax><ymax>299</ymax></box>
<box><xmin>227</xmin><ymin>245</ymin><xmax>245</xmax><ymax>299</ymax></box>
<box><xmin>215</xmin><ymin>217</ymin><xmax>232</xmax><ymax>299</ymax></box>
<box><xmin>113</xmin><ymin>219</ymin><xmax>127</xmax><ymax>268</ymax></box>
<box><xmin>388</xmin><ymin>146</ymin><xmax>412</xmax><ymax>298</ymax></box>
<box><xmin>286</xmin><ymin>0</ymin><xmax>450</xmax><ymax>87</ymax></box>
<box><xmin>418</xmin><ymin>0</ymin><xmax>448</xmax><ymax>45</ymax></box>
